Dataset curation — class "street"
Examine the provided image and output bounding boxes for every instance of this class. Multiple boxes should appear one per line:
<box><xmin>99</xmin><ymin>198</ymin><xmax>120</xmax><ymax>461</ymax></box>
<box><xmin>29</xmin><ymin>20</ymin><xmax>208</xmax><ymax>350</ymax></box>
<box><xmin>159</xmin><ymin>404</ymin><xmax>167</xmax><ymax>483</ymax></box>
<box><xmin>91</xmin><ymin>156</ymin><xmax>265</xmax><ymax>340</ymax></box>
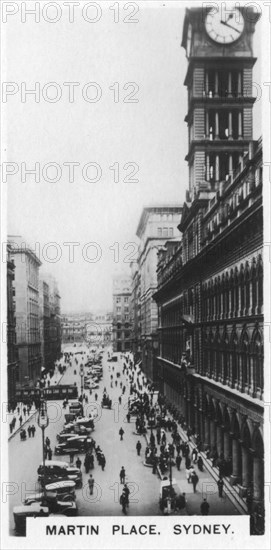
<box><xmin>9</xmin><ymin>344</ymin><xmax>239</xmax><ymax>535</ymax></box>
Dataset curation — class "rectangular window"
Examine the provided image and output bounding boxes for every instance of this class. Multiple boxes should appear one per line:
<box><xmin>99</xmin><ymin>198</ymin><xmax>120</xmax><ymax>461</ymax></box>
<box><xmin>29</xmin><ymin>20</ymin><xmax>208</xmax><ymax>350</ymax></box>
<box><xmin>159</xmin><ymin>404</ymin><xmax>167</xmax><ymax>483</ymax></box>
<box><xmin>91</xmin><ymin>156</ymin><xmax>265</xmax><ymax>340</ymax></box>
<box><xmin>169</xmin><ymin>227</ymin><xmax>173</xmax><ymax>237</ymax></box>
<box><xmin>158</xmin><ymin>227</ymin><xmax>162</xmax><ymax>237</ymax></box>
<box><xmin>162</xmin><ymin>227</ymin><xmax>168</xmax><ymax>238</ymax></box>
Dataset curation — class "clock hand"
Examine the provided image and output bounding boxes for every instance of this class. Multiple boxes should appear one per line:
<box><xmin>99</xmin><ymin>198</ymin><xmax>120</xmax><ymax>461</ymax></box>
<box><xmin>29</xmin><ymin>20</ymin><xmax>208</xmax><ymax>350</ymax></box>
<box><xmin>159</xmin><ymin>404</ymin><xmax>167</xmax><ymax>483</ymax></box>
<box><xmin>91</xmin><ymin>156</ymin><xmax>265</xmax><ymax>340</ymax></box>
<box><xmin>220</xmin><ymin>20</ymin><xmax>241</xmax><ymax>33</ymax></box>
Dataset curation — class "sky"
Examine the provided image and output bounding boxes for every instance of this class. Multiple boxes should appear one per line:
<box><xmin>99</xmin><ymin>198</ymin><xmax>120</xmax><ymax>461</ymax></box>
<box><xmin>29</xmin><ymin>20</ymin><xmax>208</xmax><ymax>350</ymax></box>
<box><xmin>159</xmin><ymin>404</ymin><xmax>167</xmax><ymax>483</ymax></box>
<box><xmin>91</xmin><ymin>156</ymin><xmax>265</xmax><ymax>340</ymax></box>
<box><xmin>4</xmin><ymin>1</ymin><xmax>262</xmax><ymax>313</ymax></box>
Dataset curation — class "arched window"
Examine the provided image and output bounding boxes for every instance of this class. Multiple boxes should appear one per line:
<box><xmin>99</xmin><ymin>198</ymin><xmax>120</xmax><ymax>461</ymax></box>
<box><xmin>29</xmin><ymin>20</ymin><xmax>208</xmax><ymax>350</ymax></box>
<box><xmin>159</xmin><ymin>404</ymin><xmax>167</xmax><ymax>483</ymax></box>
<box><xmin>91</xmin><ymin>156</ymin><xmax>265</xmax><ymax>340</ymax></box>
<box><xmin>240</xmin><ymin>330</ymin><xmax>249</xmax><ymax>392</ymax></box>
<box><xmin>239</xmin><ymin>264</ymin><xmax>245</xmax><ymax>315</ymax></box>
<box><xmin>245</xmin><ymin>262</ymin><xmax>250</xmax><ymax>314</ymax></box>
<box><xmin>257</xmin><ymin>256</ymin><xmax>263</xmax><ymax>313</ymax></box>
<box><xmin>231</xmin><ymin>331</ymin><xmax>238</xmax><ymax>387</ymax></box>
<box><xmin>234</xmin><ymin>267</ymin><xmax>239</xmax><ymax>316</ymax></box>
<box><xmin>230</xmin><ymin>269</ymin><xmax>235</xmax><ymax>315</ymax></box>
<box><xmin>252</xmin><ymin>330</ymin><xmax>263</xmax><ymax>396</ymax></box>
<box><xmin>251</xmin><ymin>258</ymin><xmax>257</xmax><ymax>313</ymax></box>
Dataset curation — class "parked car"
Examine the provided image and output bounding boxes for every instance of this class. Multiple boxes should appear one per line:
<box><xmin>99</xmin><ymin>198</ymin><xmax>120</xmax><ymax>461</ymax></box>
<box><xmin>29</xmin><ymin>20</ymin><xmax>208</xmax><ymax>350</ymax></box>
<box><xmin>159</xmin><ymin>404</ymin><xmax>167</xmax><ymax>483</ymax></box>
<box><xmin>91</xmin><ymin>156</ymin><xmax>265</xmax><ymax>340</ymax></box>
<box><xmin>55</xmin><ymin>435</ymin><xmax>92</xmax><ymax>455</ymax></box>
<box><xmin>44</xmin><ymin>480</ymin><xmax>76</xmax><ymax>501</ymax></box>
<box><xmin>24</xmin><ymin>491</ymin><xmax>77</xmax><ymax>515</ymax></box>
<box><xmin>37</xmin><ymin>460</ymin><xmax>82</xmax><ymax>487</ymax></box>
<box><xmin>13</xmin><ymin>504</ymin><xmax>49</xmax><ymax>535</ymax></box>
<box><xmin>159</xmin><ymin>478</ymin><xmax>182</xmax><ymax>514</ymax></box>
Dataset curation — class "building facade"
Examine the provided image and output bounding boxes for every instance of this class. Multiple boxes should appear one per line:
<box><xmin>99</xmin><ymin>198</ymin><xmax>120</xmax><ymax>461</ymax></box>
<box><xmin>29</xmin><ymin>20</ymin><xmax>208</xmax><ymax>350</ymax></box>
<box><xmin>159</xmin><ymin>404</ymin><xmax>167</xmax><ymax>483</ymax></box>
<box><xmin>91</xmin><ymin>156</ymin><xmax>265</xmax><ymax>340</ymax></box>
<box><xmin>130</xmin><ymin>262</ymin><xmax>141</xmax><ymax>363</ymax></box>
<box><xmin>154</xmin><ymin>7</ymin><xmax>263</xmax><ymax>516</ymax></box>
<box><xmin>112</xmin><ymin>274</ymin><xmax>132</xmax><ymax>352</ymax></box>
<box><xmin>7</xmin><ymin>244</ymin><xmax>18</xmax><ymax>403</ymax></box>
<box><xmin>135</xmin><ymin>206</ymin><xmax>183</xmax><ymax>380</ymax></box>
<box><xmin>43</xmin><ymin>274</ymin><xmax>62</xmax><ymax>365</ymax></box>
<box><xmin>88</xmin><ymin>311</ymin><xmax>113</xmax><ymax>347</ymax></box>
<box><xmin>39</xmin><ymin>279</ymin><xmax>51</xmax><ymax>372</ymax></box>
<box><xmin>9</xmin><ymin>237</ymin><xmax>42</xmax><ymax>387</ymax></box>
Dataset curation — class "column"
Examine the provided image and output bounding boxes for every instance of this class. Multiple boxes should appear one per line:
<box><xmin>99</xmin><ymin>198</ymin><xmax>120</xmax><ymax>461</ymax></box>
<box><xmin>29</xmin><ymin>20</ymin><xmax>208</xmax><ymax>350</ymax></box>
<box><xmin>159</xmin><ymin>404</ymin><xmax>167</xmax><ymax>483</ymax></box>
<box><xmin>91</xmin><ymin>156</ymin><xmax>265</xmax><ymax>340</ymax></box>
<box><xmin>216</xmin><ymin>425</ymin><xmax>223</xmax><ymax>456</ymax></box>
<box><xmin>206</xmin><ymin>111</ymin><xmax>209</xmax><ymax>138</ymax></box>
<box><xmin>210</xmin><ymin>419</ymin><xmax>216</xmax><ymax>449</ymax></box>
<box><xmin>206</xmin><ymin>154</ymin><xmax>210</xmax><ymax>181</ymax></box>
<box><xmin>204</xmin><ymin>416</ymin><xmax>210</xmax><ymax>448</ymax></box>
<box><xmin>205</xmin><ymin>71</ymin><xmax>209</xmax><ymax>96</ymax></box>
<box><xmin>214</xmin><ymin>71</ymin><xmax>219</xmax><ymax>97</ymax></box>
<box><xmin>253</xmin><ymin>456</ymin><xmax>264</xmax><ymax>503</ymax></box>
<box><xmin>215</xmin><ymin>154</ymin><xmax>220</xmax><ymax>181</ymax></box>
<box><xmin>237</xmin><ymin>72</ymin><xmax>242</xmax><ymax>96</ymax></box>
<box><xmin>241</xmin><ymin>446</ymin><xmax>250</xmax><ymax>488</ymax></box>
<box><xmin>215</xmin><ymin>112</ymin><xmax>219</xmax><ymax>139</ymax></box>
<box><xmin>228</xmin><ymin>112</ymin><xmax>233</xmax><ymax>139</ymax></box>
<box><xmin>223</xmin><ymin>431</ymin><xmax>231</xmax><ymax>460</ymax></box>
<box><xmin>238</xmin><ymin>111</ymin><xmax>243</xmax><ymax>139</ymax></box>
<box><xmin>228</xmin><ymin>154</ymin><xmax>233</xmax><ymax>177</ymax></box>
<box><xmin>228</xmin><ymin>71</ymin><xmax>232</xmax><ymax>97</ymax></box>
<box><xmin>230</xmin><ymin>438</ymin><xmax>241</xmax><ymax>485</ymax></box>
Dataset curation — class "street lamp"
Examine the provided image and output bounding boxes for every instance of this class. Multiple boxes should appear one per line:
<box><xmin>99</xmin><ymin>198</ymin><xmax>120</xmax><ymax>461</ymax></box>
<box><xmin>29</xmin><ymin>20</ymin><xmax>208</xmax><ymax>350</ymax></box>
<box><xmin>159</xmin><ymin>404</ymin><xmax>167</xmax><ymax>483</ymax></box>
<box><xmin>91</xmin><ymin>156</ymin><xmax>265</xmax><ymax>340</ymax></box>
<box><xmin>37</xmin><ymin>397</ymin><xmax>49</xmax><ymax>495</ymax></box>
<box><xmin>80</xmin><ymin>364</ymin><xmax>84</xmax><ymax>402</ymax></box>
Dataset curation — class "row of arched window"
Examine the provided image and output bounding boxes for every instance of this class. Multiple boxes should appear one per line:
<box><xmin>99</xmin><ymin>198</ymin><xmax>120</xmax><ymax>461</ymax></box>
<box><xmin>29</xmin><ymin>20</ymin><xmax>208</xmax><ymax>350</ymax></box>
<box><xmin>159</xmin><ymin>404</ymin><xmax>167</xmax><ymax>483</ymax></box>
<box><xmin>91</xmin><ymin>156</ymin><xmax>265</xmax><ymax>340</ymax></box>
<box><xmin>202</xmin><ymin>255</ymin><xmax>263</xmax><ymax>321</ymax></box>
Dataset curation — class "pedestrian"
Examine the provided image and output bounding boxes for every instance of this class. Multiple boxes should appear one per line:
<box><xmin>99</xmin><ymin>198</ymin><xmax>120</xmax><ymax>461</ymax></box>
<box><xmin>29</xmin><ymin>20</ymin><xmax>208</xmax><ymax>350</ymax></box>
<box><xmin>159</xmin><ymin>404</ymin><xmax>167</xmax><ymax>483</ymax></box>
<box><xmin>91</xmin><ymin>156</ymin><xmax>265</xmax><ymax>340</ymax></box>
<box><xmin>217</xmin><ymin>476</ymin><xmax>224</xmax><ymax>498</ymax></box>
<box><xmin>123</xmin><ymin>483</ymin><xmax>130</xmax><ymax>505</ymax></box>
<box><xmin>88</xmin><ymin>474</ymin><xmax>94</xmax><ymax>495</ymax></box>
<box><xmin>176</xmin><ymin>454</ymin><xmax>182</xmax><ymax>471</ymax></box>
<box><xmin>31</xmin><ymin>425</ymin><xmax>36</xmax><ymax>437</ymax></box>
<box><xmin>69</xmin><ymin>451</ymin><xmax>75</xmax><ymax>464</ymax></box>
<box><xmin>191</xmin><ymin>471</ymin><xmax>199</xmax><ymax>493</ymax></box>
<box><xmin>48</xmin><ymin>447</ymin><xmax>53</xmax><ymax>460</ymax></box>
<box><xmin>76</xmin><ymin>457</ymin><xmax>82</xmax><ymax>470</ymax></box>
<box><xmin>192</xmin><ymin>447</ymin><xmax>198</xmax><ymax>463</ymax></box>
<box><xmin>119</xmin><ymin>427</ymin><xmax>124</xmax><ymax>441</ymax></box>
<box><xmin>19</xmin><ymin>415</ymin><xmax>23</xmax><ymax>426</ymax></box>
<box><xmin>120</xmin><ymin>491</ymin><xmax>128</xmax><ymax>515</ymax></box>
<box><xmin>45</xmin><ymin>436</ymin><xmax>50</xmax><ymax>447</ymax></box>
<box><xmin>27</xmin><ymin>425</ymin><xmax>32</xmax><ymax>438</ymax></box>
<box><xmin>126</xmin><ymin>412</ymin><xmax>130</xmax><ymax>423</ymax></box>
<box><xmin>119</xmin><ymin>396</ymin><xmax>122</xmax><ymax>405</ymax></box>
<box><xmin>17</xmin><ymin>406</ymin><xmax>20</xmax><ymax>415</ymax></box>
<box><xmin>136</xmin><ymin>440</ymin><xmax>142</xmax><ymax>456</ymax></box>
<box><xmin>197</xmin><ymin>456</ymin><xmax>204</xmax><ymax>471</ymax></box>
<box><xmin>23</xmin><ymin>406</ymin><xmax>26</xmax><ymax>417</ymax></box>
<box><xmin>100</xmin><ymin>454</ymin><xmax>106</xmax><ymax>471</ymax></box>
<box><xmin>200</xmin><ymin>498</ymin><xmax>210</xmax><ymax>515</ymax></box>
<box><xmin>119</xmin><ymin>466</ymin><xmax>126</xmax><ymax>484</ymax></box>
<box><xmin>95</xmin><ymin>393</ymin><xmax>98</xmax><ymax>401</ymax></box>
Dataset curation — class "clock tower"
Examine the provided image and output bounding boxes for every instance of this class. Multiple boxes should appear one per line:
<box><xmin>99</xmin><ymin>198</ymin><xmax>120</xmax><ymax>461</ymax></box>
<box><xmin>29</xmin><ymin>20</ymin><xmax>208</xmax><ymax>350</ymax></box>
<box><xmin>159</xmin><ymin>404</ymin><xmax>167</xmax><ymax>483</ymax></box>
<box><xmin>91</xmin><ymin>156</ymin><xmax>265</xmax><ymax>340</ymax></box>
<box><xmin>181</xmin><ymin>5</ymin><xmax>260</xmax><ymax>199</ymax></box>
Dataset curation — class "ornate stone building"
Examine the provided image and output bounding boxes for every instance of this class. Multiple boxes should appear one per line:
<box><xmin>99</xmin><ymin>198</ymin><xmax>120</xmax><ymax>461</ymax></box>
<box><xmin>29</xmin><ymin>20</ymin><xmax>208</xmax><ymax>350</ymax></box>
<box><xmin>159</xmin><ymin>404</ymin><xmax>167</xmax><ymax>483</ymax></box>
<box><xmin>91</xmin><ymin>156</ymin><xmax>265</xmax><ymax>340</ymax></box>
<box><xmin>154</xmin><ymin>6</ymin><xmax>263</xmax><ymax>515</ymax></box>
<box><xmin>7</xmin><ymin>244</ymin><xmax>18</xmax><ymax>402</ymax></box>
<box><xmin>112</xmin><ymin>274</ymin><xmax>132</xmax><ymax>352</ymax></box>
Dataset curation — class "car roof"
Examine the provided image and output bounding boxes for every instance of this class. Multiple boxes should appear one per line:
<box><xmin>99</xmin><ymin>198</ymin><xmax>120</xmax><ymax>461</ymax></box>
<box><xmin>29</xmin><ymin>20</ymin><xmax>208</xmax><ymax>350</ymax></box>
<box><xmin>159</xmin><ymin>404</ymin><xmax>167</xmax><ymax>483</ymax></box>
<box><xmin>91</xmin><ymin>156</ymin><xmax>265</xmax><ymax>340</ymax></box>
<box><xmin>13</xmin><ymin>504</ymin><xmax>49</xmax><ymax>514</ymax></box>
<box><xmin>45</xmin><ymin>480</ymin><xmax>76</xmax><ymax>489</ymax></box>
<box><xmin>39</xmin><ymin>460</ymin><xmax>70</xmax><ymax>468</ymax></box>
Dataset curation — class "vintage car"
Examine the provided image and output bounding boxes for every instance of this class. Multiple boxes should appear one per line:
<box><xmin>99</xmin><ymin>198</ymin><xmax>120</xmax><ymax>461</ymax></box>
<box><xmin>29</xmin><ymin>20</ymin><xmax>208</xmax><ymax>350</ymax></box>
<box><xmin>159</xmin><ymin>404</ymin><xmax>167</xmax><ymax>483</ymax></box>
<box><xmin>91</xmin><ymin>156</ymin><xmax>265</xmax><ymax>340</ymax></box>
<box><xmin>69</xmin><ymin>401</ymin><xmax>83</xmax><ymax>416</ymax></box>
<box><xmin>13</xmin><ymin>504</ymin><xmax>49</xmax><ymax>535</ymax></box>
<box><xmin>37</xmin><ymin>460</ymin><xmax>82</xmax><ymax>487</ymax></box>
<box><xmin>54</xmin><ymin>435</ymin><xmax>92</xmax><ymax>455</ymax></box>
<box><xmin>159</xmin><ymin>478</ymin><xmax>183</xmax><ymax>514</ymax></box>
<box><xmin>24</xmin><ymin>491</ymin><xmax>77</xmax><ymax>515</ymax></box>
<box><xmin>44</xmin><ymin>480</ymin><xmax>76</xmax><ymax>501</ymax></box>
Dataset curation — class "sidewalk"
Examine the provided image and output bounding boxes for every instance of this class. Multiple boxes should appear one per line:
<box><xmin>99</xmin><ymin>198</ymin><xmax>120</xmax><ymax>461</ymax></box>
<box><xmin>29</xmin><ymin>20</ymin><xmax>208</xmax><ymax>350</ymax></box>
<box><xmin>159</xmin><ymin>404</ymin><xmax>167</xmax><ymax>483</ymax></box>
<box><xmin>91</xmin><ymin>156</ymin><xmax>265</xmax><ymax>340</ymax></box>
<box><xmin>131</xmin><ymin>359</ymin><xmax>243</xmax><ymax>516</ymax></box>
<box><xmin>8</xmin><ymin>366</ymin><xmax>65</xmax><ymax>441</ymax></box>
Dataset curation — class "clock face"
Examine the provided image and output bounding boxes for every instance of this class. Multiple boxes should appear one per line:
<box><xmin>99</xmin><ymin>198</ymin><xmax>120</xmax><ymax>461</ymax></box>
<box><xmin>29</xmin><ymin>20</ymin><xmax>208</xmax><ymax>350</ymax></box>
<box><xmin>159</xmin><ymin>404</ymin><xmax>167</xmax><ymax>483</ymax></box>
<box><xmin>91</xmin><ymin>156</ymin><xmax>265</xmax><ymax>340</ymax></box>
<box><xmin>205</xmin><ymin>8</ymin><xmax>244</xmax><ymax>44</ymax></box>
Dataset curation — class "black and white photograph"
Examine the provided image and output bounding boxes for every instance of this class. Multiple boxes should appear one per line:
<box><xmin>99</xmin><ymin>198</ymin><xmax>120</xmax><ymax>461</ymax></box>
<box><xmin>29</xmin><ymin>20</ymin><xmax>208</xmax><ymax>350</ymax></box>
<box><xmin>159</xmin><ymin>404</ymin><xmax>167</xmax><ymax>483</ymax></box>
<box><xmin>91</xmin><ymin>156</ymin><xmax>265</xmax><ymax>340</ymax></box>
<box><xmin>1</xmin><ymin>1</ymin><xmax>270</xmax><ymax>549</ymax></box>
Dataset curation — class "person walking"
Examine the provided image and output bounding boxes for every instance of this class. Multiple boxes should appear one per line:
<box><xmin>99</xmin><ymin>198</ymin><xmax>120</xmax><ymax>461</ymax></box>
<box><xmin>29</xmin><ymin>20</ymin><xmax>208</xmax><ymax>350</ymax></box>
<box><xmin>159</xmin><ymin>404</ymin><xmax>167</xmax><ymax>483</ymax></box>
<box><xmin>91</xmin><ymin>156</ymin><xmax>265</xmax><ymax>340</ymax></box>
<box><xmin>100</xmin><ymin>454</ymin><xmax>106</xmax><ymax>471</ymax></box>
<box><xmin>19</xmin><ymin>415</ymin><xmax>23</xmax><ymax>426</ymax></box>
<box><xmin>192</xmin><ymin>447</ymin><xmax>198</xmax><ymax>463</ymax></box>
<box><xmin>88</xmin><ymin>474</ymin><xmax>94</xmax><ymax>495</ymax></box>
<box><xmin>27</xmin><ymin>425</ymin><xmax>32</xmax><ymax>438</ymax></box>
<box><xmin>126</xmin><ymin>412</ymin><xmax>130</xmax><ymax>423</ymax></box>
<box><xmin>136</xmin><ymin>440</ymin><xmax>142</xmax><ymax>456</ymax></box>
<box><xmin>119</xmin><ymin>427</ymin><xmax>124</xmax><ymax>441</ymax></box>
<box><xmin>217</xmin><ymin>476</ymin><xmax>224</xmax><ymax>498</ymax></box>
<box><xmin>120</xmin><ymin>491</ymin><xmax>128</xmax><ymax>515</ymax></box>
<box><xmin>176</xmin><ymin>454</ymin><xmax>182</xmax><ymax>471</ymax></box>
<box><xmin>76</xmin><ymin>457</ymin><xmax>82</xmax><ymax>470</ymax></box>
<box><xmin>119</xmin><ymin>466</ymin><xmax>126</xmax><ymax>484</ymax></box>
<box><xmin>191</xmin><ymin>471</ymin><xmax>199</xmax><ymax>493</ymax></box>
<box><xmin>123</xmin><ymin>484</ymin><xmax>130</xmax><ymax>506</ymax></box>
<box><xmin>31</xmin><ymin>425</ymin><xmax>36</xmax><ymax>437</ymax></box>
<box><xmin>48</xmin><ymin>447</ymin><xmax>53</xmax><ymax>460</ymax></box>
<box><xmin>200</xmin><ymin>498</ymin><xmax>210</xmax><ymax>515</ymax></box>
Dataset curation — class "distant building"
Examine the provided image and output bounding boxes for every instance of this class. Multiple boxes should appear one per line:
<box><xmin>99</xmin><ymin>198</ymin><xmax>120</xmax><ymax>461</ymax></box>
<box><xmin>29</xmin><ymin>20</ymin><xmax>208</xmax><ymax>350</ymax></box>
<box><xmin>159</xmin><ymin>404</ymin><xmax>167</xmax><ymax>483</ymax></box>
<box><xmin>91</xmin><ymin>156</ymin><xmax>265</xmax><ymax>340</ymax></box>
<box><xmin>135</xmin><ymin>206</ymin><xmax>183</xmax><ymax>380</ymax></box>
<box><xmin>88</xmin><ymin>311</ymin><xmax>113</xmax><ymax>347</ymax></box>
<box><xmin>42</xmin><ymin>273</ymin><xmax>62</xmax><ymax>365</ymax></box>
<box><xmin>8</xmin><ymin>237</ymin><xmax>42</xmax><ymax>387</ymax></box>
<box><xmin>61</xmin><ymin>312</ymin><xmax>93</xmax><ymax>343</ymax></box>
<box><xmin>7</xmin><ymin>244</ymin><xmax>18</xmax><ymax>402</ymax></box>
<box><xmin>112</xmin><ymin>274</ymin><xmax>132</xmax><ymax>352</ymax></box>
<box><xmin>39</xmin><ymin>279</ymin><xmax>50</xmax><ymax>372</ymax></box>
